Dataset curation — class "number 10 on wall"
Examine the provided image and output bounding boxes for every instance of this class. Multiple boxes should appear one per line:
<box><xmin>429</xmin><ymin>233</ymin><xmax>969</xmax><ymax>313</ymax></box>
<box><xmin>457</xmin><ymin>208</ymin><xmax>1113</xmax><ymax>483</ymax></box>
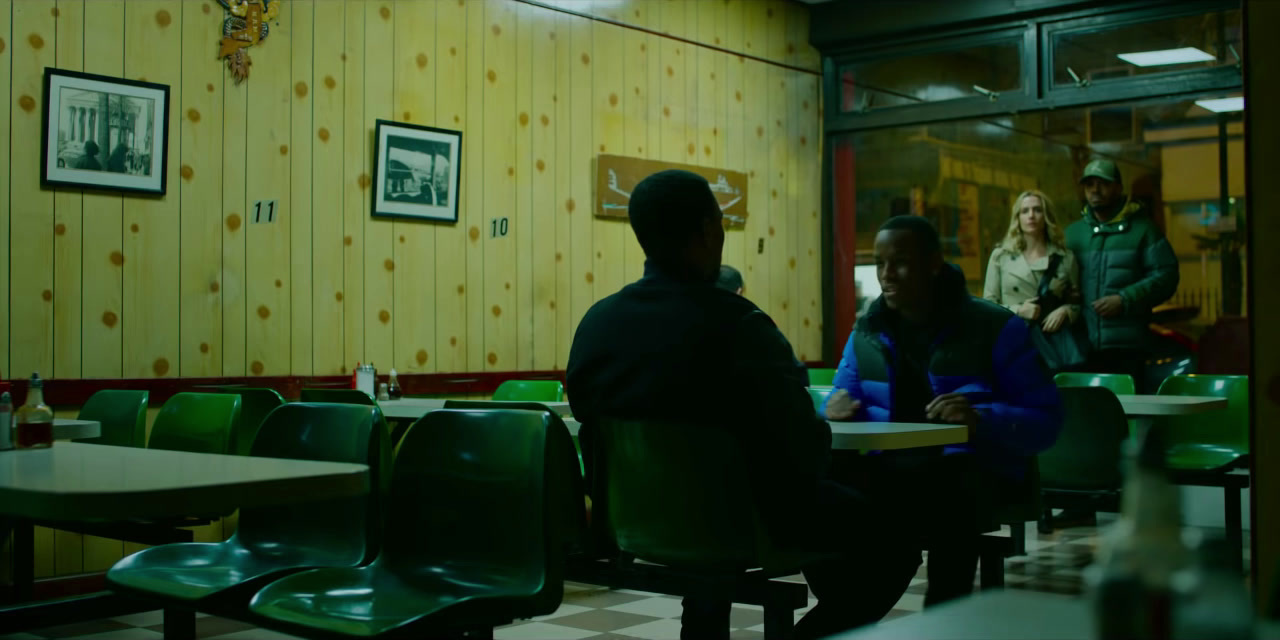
<box><xmin>490</xmin><ymin>217</ymin><xmax>509</xmax><ymax>238</ymax></box>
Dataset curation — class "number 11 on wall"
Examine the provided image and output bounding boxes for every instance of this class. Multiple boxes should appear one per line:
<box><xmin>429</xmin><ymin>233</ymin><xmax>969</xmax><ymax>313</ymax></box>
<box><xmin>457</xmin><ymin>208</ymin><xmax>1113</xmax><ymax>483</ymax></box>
<box><xmin>252</xmin><ymin>200</ymin><xmax>278</xmax><ymax>224</ymax></box>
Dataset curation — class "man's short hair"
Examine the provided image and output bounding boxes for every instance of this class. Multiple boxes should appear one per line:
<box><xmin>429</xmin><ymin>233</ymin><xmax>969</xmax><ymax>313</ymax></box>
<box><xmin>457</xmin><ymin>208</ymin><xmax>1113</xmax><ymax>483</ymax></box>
<box><xmin>628</xmin><ymin>170</ymin><xmax>721</xmax><ymax>261</ymax></box>
<box><xmin>716</xmin><ymin>265</ymin><xmax>743</xmax><ymax>292</ymax></box>
<box><xmin>878</xmin><ymin>215</ymin><xmax>942</xmax><ymax>256</ymax></box>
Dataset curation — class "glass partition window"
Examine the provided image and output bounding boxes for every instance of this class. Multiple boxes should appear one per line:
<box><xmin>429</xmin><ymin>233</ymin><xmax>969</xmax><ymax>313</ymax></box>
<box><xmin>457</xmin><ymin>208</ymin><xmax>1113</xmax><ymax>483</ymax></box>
<box><xmin>1051</xmin><ymin>8</ymin><xmax>1242</xmax><ymax>87</ymax></box>
<box><xmin>836</xmin><ymin>93</ymin><xmax>1246</xmax><ymax>326</ymax></box>
<box><xmin>838</xmin><ymin>41</ymin><xmax>1021</xmax><ymax>113</ymax></box>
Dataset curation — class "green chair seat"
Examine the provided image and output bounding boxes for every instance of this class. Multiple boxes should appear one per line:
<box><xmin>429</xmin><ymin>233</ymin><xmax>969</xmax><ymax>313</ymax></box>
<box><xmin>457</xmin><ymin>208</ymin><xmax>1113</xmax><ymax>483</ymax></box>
<box><xmin>249</xmin><ymin>408</ymin><xmax>583</xmax><ymax>639</ymax></box>
<box><xmin>1164</xmin><ymin>443</ymin><xmax>1247</xmax><ymax>472</ymax></box>
<box><xmin>492</xmin><ymin>379</ymin><xmax>564</xmax><ymax>402</ymax></box>
<box><xmin>107</xmin><ymin>403</ymin><xmax>390</xmax><ymax>612</ymax></box>
<box><xmin>1053</xmin><ymin>372</ymin><xmax>1136</xmax><ymax>396</ymax></box>
<box><xmin>75</xmin><ymin>389</ymin><xmax>149</xmax><ymax>448</ymax></box>
<box><xmin>806</xmin><ymin>368</ymin><xmax>836</xmax><ymax>387</ymax></box>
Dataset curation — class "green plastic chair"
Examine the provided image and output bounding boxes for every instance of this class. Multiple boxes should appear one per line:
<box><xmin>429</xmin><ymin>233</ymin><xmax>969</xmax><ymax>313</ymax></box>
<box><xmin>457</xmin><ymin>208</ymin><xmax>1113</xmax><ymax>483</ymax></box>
<box><xmin>1039</xmin><ymin>387</ymin><xmax>1128</xmax><ymax>527</ymax></box>
<box><xmin>444</xmin><ymin>400</ymin><xmax>583</xmax><ymax>474</ymax></box>
<box><xmin>592</xmin><ymin>418</ymin><xmax>825</xmax><ymax>636</ymax></box>
<box><xmin>807</xmin><ymin>368</ymin><xmax>836</xmax><ymax>387</ymax></box>
<box><xmin>1053</xmin><ymin>372</ymin><xmax>1136</xmax><ymax>396</ymax></box>
<box><xmin>1157</xmin><ymin>374</ymin><xmax>1249</xmax><ymax>472</ymax></box>
<box><xmin>1055</xmin><ymin>372</ymin><xmax>1137</xmax><ymax>436</ymax></box>
<box><xmin>74</xmin><ymin>390</ymin><xmax>149</xmax><ymax>447</ymax></box>
<box><xmin>492</xmin><ymin>379</ymin><xmax>564</xmax><ymax>402</ymax></box>
<box><xmin>248</xmin><ymin>409</ymin><xmax>583</xmax><ymax>639</ymax></box>
<box><xmin>300</xmin><ymin>388</ymin><xmax>376</xmax><ymax>406</ymax></box>
<box><xmin>147</xmin><ymin>392</ymin><xmax>242</xmax><ymax>455</ymax></box>
<box><xmin>106</xmin><ymin>403</ymin><xmax>391</xmax><ymax>615</ymax></box>
<box><xmin>215</xmin><ymin>388</ymin><xmax>286</xmax><ymax>456</ymax></box>
<box><xmin>807</xmin><ymin>387</ymin><xmax>832</xmax><ymax>416</ymax></box>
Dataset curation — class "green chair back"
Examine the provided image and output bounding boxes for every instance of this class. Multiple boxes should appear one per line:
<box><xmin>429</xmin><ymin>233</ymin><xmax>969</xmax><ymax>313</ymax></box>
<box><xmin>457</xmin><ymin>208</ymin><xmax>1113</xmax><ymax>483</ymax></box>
<box><xmin>596</xmin><ymin>418</ymin><xmax>764</xmax><ymax>571</ymax></box>
<box><xmin>807</xmin><ymin>368</ymin><xmax>836</xmax><ymax>387</ymax></box>
<box><xmin>238</xmin><ymin>403</ymin><xmax>391</xmax><ymax>566</ymax></box>
<box><xmin>443</xmin><ymin>400</ymin><xmax>584</xmax><ymax>475</ymax></box>
<box><xmin>216</xmin><ymin>388</ymin><xmax>286</xmax><ymax>456</ymax></box>
<box><xmin>147</xmin><ymin>392</ymin><xmax>241</xmax><ymax>454</ymax></box>
<box><xmin>807</xmin><ymin>387</ymin><xmax>832</xmax><ymax>416</ymax></box>
<box><xmin>1040</xmin><ymin>387</ymin><xmax>1127</xmax><ymax>492</ymax></box>
<box><xmin>299</xmin><ymin>388</ymin><xmax>375</xmax><ymax>405</ymax></box>
<box><xmin>1053</xmin><ymin>372</ymin><xmax>1136</xmax><ymax>396</ymax></box>
<box><xmin>1157</xmin><ymin>375</ymin><xmax>1250</xmax><ymax>469</ymax></box>
<box><xmin>492</xmin><ymin>379</ymin><xmax>564</xmax><ymax>402</ymax></box>
<box><xmin>75</xmin><ymin>390</ymin><xmax>149</xmax><ymax>447</ymax></box>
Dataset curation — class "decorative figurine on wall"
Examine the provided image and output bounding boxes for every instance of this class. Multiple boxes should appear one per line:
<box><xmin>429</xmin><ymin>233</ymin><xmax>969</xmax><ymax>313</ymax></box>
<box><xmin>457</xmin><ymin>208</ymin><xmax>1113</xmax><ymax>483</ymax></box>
<box><xmin>216</xmin><ymin>0</ymin><xmax>281</xmax><ymax>84</ymax></box>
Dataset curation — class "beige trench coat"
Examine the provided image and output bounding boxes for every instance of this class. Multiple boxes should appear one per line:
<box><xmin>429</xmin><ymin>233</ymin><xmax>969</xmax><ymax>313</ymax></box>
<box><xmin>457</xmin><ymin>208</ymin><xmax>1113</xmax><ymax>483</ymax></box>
<box><xmin>983</xmin><ymin>244</ymin><xmax>1081</xmax><ymax>323</ymax></box>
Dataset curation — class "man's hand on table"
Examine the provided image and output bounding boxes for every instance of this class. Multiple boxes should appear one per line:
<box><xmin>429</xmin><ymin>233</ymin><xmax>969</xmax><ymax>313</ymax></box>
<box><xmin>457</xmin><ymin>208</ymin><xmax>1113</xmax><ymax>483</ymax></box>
<box><xmin>824</xmin><ymin>389</ymin><xmax>861</xmax><ymax>421</ymax></box>
<box><xmin>926</xmin><ymin>393</ymin><xmax>980</xmax><ymax>440</ymax></box>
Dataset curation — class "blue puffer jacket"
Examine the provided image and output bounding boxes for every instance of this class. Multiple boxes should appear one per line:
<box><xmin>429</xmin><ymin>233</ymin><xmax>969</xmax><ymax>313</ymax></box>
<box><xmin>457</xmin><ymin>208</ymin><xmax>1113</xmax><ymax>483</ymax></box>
<box><xmin>827</xmin><ymin>264</ymin><xmax>1062</xmax><ymax>479</ymax></box>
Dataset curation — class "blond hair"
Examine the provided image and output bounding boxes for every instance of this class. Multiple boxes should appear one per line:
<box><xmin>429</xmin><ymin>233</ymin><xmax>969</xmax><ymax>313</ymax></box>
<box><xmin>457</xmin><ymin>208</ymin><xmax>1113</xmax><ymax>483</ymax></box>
<box><xmin>1002</xmin><ymin>189</ymin><xmax>1065</xmax><ymax>253</ymax></box>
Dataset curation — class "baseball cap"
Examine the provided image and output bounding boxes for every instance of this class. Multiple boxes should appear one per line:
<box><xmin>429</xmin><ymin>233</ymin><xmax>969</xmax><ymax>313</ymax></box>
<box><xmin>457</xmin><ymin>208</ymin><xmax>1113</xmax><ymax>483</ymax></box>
<box><xmin>1080</xmin><ymin>159</ymin><xmax>1120</xmax><ymax>183</ymax></box>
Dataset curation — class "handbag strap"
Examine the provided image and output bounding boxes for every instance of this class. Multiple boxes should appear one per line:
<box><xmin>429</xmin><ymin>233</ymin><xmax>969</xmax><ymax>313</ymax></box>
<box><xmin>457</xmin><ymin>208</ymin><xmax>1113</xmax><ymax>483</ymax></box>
<box><xmin>1038</xmin><ymin>253</ymin><xmax>1064</xmax><ymax>298</ymax></box>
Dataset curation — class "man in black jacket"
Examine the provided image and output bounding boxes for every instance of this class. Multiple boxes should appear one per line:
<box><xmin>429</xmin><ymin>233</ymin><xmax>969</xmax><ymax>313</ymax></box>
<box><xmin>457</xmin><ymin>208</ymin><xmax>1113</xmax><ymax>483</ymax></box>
<box><xmin>567</xmin><ymin>170</ymin><xmax>917</xmax><ymax>640</ymax></box>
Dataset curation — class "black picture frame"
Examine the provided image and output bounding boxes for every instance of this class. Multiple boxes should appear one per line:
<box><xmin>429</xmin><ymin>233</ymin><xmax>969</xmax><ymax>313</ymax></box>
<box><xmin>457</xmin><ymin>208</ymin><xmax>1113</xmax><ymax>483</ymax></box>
<box><xmin>41</xmin><ymin>67</ymin><xmax>171</xmax><ymax>195</ymax></box>
<box><xmin>371</xmin><ymin>119</ymin><xmax>462</xmax><ymax>223</ymax></box>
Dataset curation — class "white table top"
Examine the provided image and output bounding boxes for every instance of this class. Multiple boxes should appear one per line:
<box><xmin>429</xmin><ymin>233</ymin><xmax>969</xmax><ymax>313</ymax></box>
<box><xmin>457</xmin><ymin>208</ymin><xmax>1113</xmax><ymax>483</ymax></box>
<box><xmin>1115</xmin><ymin>394</ymin><xmax>1228</xmax><ymax>416</ymax></box>
<box><xmin>560</xmin><ymin>419</ymin><xmax>967</xmax><ymax>451</ymax></box>
<box><xmin>53</xmin><ymin>418</ymin><xmax>100</xmax><ymax>440</ymax></box>
<box><xmin>377</xmin><ymin>399</ymin><xmax>571</xmax><ymax>420</ymax></box>
<box><xmin>0</xmin><ymin>442</ymin><xmax>369</xmax><ymax>522</ymax></box>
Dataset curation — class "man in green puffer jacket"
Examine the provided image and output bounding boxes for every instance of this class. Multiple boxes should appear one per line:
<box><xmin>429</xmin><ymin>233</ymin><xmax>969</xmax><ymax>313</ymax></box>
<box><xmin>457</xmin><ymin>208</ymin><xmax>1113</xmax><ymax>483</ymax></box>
<box><xmin>1065</xmin><ymin>159</ymin><xmax>1179</xmax><ymax>392</ymax></box>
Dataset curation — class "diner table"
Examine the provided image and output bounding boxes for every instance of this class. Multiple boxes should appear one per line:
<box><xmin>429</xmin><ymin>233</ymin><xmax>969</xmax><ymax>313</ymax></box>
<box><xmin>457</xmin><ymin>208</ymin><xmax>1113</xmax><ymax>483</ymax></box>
<box><xmin>0</xmin><ymin>442</ymin><xmax>370</xmax><ymax>633</ymax></box>
<box><xmin>560</xmin><ymin>418</ymin><xmax>968</xmax><ymax>450</ymax></box>
<box><xmin>52</xmin><ymin>418</ymin><xmax>100</xmax><ymax>440</ymax></box>
<box><xmin>1112</xmin><ymin>393</ymin><xmax>1228</xmax><ymax>431</ymax></box>
<box><xmin>377</xmin><ymin>398</ymin><xmax>572</xmax><ymax>420</ymax></box>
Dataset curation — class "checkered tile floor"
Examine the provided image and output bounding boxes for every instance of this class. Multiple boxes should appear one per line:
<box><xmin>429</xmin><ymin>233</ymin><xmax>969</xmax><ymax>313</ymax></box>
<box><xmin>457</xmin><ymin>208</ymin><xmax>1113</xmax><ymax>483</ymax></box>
<box><xmin>0</xmin><ymin>517</ymin><xmax>1248</xmax><ymax>640</ymax></box>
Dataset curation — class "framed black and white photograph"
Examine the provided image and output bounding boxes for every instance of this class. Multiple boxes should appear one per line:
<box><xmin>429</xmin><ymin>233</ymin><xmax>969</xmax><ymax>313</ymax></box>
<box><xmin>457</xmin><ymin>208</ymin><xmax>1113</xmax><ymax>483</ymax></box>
<box><xmin>371</xmin><ymin>119</ymin><xmax>462</xmax><ymax>223</ymax></box>
<box><xmin>41</xmin><ymin>68</ymin><xmax>170</xmax><ymax>195</ymax></box>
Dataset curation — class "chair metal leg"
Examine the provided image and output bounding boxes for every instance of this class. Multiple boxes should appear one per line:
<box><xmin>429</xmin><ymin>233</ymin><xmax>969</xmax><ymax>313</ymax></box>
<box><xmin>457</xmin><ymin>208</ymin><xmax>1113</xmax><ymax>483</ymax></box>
<box><xmin>13</xmin><ymin>520</ymin><xmax>34</xmax><ymax>602</ymax></box>
<box><xmin>979</xmin><ymin>547</ymin><xmax>1005</xmax><ymax>590</ymax></box>
<box><xmin>763</xmin><ymin>603</ymin><xmax>794</xmax><ymax>640</ymax></box>
<box><xmin>163</xmin><ymin>607</ymin><xmax>195</xmax><ymax>640</ymax></box>
<box><xmin>1008</xmin><ymin>524</ymin><xmax>1026</xmax><ymax>557</ymax></box>
<box><xmin>1224</xmin><ymin>485</ymin><xmax>1244</xmax><ymax>572</ymax></box>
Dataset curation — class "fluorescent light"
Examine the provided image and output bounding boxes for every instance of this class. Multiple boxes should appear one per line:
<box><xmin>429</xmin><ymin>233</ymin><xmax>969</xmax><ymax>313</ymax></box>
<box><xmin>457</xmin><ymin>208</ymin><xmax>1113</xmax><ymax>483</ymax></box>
<box><xmin>1195</xmin><ymin>97</ymin><xmax>1245</xmax><ymax>112</ymax></box>
<box><xmin>1117</xmin><ymin>47</ymin><xmax>1216</xmax><ymax>67</ymax></box>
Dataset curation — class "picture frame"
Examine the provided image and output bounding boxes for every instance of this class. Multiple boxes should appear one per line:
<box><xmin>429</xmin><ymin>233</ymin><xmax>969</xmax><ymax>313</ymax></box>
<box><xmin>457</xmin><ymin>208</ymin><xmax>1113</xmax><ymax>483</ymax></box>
<box><xmin>371</xmin><ymin>119</ymin><xmax>462</xmax><ymax>223</ymax></box>
<box><xmin>41</xmin><ymin>67</ymin><xmax>170</xmax><ymax>195</ymax></box>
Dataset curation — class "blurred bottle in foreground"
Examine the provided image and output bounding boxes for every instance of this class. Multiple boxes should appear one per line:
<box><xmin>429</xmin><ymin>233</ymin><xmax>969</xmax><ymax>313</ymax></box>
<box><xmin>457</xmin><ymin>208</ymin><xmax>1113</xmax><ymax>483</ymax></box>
<box><xmin>14</xmin><ymin>373</ymin><xmax>53</xmax><ymax>449</ymax></box>
<box><xmin>1086</xmin><ymin>425</ymin><xmax>1188</xmax><ymax>640</ymax></box>
<box><xmin>1173</xmin><ymin>537</ymin><xmax>1255</xmax><ymax>640</ymax></box>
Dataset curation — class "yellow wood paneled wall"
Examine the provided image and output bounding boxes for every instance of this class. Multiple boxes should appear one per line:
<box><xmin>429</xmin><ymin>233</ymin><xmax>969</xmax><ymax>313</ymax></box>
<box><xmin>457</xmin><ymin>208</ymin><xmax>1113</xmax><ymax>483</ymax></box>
<box><xmin>2</xmin><ymin>0</ymin><xmax>823</xmax><ymax>388</ymax></box>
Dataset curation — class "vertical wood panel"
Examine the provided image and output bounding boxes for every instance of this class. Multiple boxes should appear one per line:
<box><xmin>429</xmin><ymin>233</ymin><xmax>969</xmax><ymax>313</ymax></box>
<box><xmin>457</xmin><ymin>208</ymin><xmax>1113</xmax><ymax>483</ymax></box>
<box><xmin>591</xmin><ymin>22</ymin><xmax>624</xmax><ymax>301</ymax></box>
<box><xmin>552</xmin><ymin>10</ymin><xmax>572</xmax><ymax>369</ymax></box>
<box><xmin>361</xmin><ymin>1</ymin><xmax>393</xmax><ymax>371</ymax></box>
<box><xmin>311</xmin><ymin>0</ymin><xmax>344</xmax><ymax>375</ymax></box>
<box><xmin>483</xmin><ymin>0</ymin><xmax>516</xmax><ymax>371</ymax></box>
<box><xmin>514</xmin><ymin>1</ymin><xmax>535</xmax><ymax>370</ymax></box>
<box><xmin>341</xmin><ymin>0</ymin><xmax>365</xmax><ymax>372</ymax></box>
<box><xmin>290</xmin><ymin>0</ymin><xmax>314</xmax><ymax>375</ymax></box>
<box><xmin>622</xmin><ymin>26</ymin><xmax>648</xmax><ymax>286</ymax></box>
<box><xmin>244</xmin><ymin>3</ymin><xmax>293</xmax><ymax>377</ymax></box>
<box><xmin>657</xmin><ymin>2</ymin><xmax>683</xmax><ymax>164</ymax></box>
<box><xmin>434</xmin><ymin>0</ymin><xmax>467</xmax><ymax>372</ymax></box>
<box><xmin>530</xmin><ymin>7</ymin><xmax>557</xmax><ymax>369</ymax></box>
<box><xmin>767</xmin><ymin>65</ymin><xmax>792</xmax><ymax>342</ymax></box>
<box><xmin>10</xmin><ymin>1</ymin><xmax>56</xmax><ymax>379</ymax></box>
<box><xmin>179</xmin><ymin>0</ymin><xmax>223</xmax><ymax>377</ymax></box>
<box><xmin>80</xmin><ymin>0</ymin><xmax>124</xmax><ymax>572</ymax></box>
<box><xmin>52</xmin><ymin>0</ymin><xmax>83</xmax><ymax>380</ymax></box>
<box><xmin>122</xmin><ymin>0</ymin><xmax>180</xmax><ymax>379</ymax></box>
<box><xmin>463</xmin><ymin>0</ymin><xmax>485</xmax><ymax>371</ymax></box>
<box><xmin>568</xmin><ymin>15</ymin><xmax>593</xmax><ymax>339</ymax></box>
<box><xmin>797</xmin><ymin>73</ymin><xmax>822</xmax><ymax>360</ymax></box>
<box><xmin>724</xmin><ymin>0</ymin><xmax>747</xmax><ymax>291</ymax></box>
<box><xmin>221</xmin><ymin>7</ymin><xmax>248</xmax><ymax>377</ymax></box>
<box><xmin>742</xmin><ymin>60</ymin><xmax>771</xmax><ymax>315</ymax></box>
<box><xmin>391</xmin><ymin>0</ymin><xmax>437</xmax><ymax>375</ymax></box>
<box><xmin>0</xmin><ymin>0</ymin><xmax>9</xmax><ymax>377</ymax></box>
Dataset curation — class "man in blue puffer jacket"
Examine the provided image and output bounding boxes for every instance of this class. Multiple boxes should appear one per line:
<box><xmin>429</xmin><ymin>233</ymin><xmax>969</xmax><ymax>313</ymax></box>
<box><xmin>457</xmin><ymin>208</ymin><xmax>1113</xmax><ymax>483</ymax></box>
<box><xmin>825</xmin><ymin>215</ymin><xmax>1062</xmax><ymax>606</ymax></box>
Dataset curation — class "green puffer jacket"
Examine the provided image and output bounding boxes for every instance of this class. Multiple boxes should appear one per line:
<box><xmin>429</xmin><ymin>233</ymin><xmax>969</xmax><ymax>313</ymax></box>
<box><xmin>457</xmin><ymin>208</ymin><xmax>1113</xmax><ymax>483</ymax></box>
<box><xmin>1064</xmin><ymin>199</ymin><xmax>1179</xmax><ymax>351</ymax></box>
